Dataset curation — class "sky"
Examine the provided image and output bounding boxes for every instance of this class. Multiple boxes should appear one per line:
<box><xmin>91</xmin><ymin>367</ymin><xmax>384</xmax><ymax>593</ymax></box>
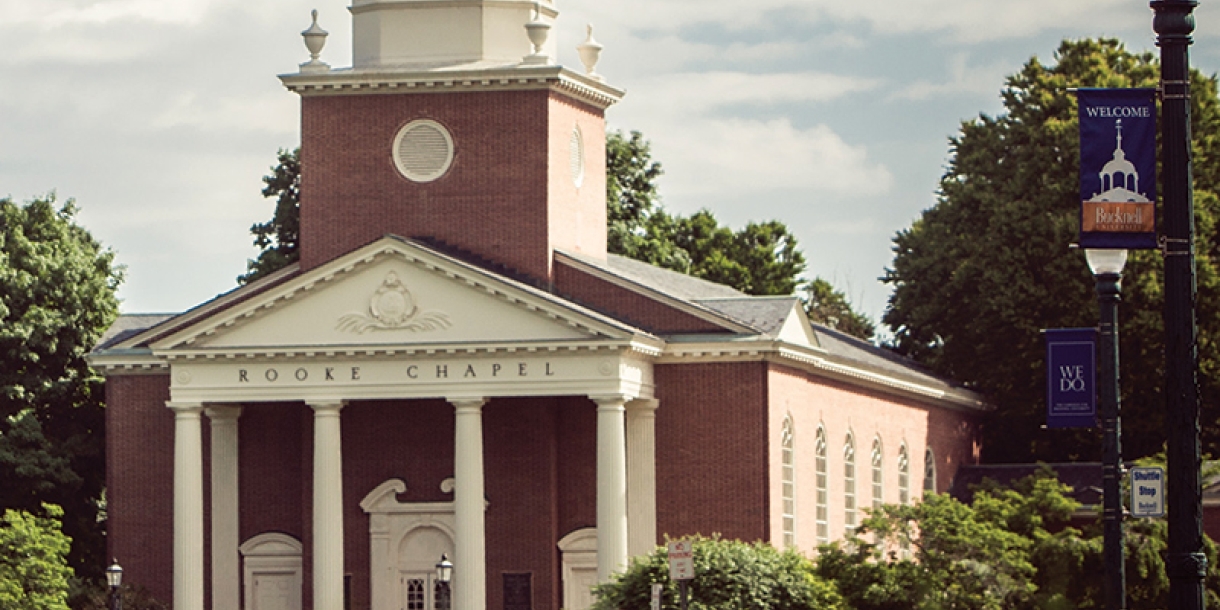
<box><xmin>3</xmin><ymin>0</ymin><xmax>1219</xmax><ymax>334</ymax></box>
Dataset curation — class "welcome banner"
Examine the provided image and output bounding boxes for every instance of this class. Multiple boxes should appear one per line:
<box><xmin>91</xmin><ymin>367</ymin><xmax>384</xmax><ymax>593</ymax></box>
<box><xmin>1077</xmin><ymin>88</ymin><xmax>1158</xmax><ymax>249</ymax></box>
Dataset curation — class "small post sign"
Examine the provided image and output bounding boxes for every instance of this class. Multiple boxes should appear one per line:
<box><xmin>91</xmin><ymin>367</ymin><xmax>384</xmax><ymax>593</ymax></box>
<box><xmin>667</xmin><ymin>540</ymin><xmax>694</xmax><ymax>581</ymax></box>
<box><xmin>1045</xmin><ymin>328</ymin><xmax>1098</xmax><ymax>428</ymax></box>
<box><xmin>1130</xmin><ymin>467</ymin><xmax>1166</xmax><ymax>517</ymax></box>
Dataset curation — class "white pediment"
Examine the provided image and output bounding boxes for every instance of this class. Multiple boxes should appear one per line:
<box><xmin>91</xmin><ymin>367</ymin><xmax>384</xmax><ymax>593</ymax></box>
<box><xmin>154</xmin><ymin>238</ymin><xmax>631</xmax><ymax>351</ymax></box>
<box><xmin>776</xmin><ymin>302</ymin><xmax>820</xmax><ymax>348</ymax></box>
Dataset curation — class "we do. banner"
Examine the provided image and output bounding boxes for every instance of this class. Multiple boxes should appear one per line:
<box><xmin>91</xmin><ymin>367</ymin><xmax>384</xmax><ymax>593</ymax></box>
<box><xmin>1045</xmin><ymin>328</ymin><xmax>1097</xmax><ymax>429</ymax></box>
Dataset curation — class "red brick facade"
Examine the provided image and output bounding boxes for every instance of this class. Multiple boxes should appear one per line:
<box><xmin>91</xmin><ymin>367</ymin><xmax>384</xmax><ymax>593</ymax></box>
<box><xmin>300</xmin><ymin>90</ymin><xmax>607</xmax><ymax>282</ymax></box>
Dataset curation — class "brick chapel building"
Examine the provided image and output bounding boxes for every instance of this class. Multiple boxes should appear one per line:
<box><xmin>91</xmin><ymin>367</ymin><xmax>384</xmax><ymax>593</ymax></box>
<box><xmin>89</xmin><ymin>2</ymin><xmax>987</xmax><ymax>609</ymax></box>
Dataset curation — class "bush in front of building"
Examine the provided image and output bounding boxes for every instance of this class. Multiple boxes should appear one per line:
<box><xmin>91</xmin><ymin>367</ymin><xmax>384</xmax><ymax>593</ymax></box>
<box><xmin>0</xmin><ymin>504</ymin><xmax>73</xmax><ymax>610</ymax></box>
<box><xmin>591</xmin><ymin>534</ymin><xmax>845</xmax><ymax>610</ymax></box>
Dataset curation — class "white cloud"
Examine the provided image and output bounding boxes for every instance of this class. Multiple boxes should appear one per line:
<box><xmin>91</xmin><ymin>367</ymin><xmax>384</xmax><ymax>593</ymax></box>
<box><xmin>630</xmin><ymin>71</ymin><xmax>881</xmax><ymax>115</ymax></box>
<box><xmin>641</xmin><ymin>116</ymin><xmax>892</xmax><ymax>201</ymax></box>
<box><xmin>889</xmin><ymin>53</ymin><xmax>1009</xmax><ymax>102</ymax></box>
<box><xmin>567</xmin><ymin>0</ymin><xmax>1148</xmax><ymax>44</ymax></box>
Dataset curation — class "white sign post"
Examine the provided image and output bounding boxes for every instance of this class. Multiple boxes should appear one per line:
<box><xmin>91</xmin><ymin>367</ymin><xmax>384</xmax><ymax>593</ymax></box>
<box><xmin>667</xmin><ymin>539</ymin><xmax>694</xmax><ymax>610</ymax></box>
<box><xmin>667</xmin><ymin>540</ymin><xmax>694</xmax><ymax>581</ymax></box>
<box><xmin>650</xmin><ymin>583</ymin><xmax>662</xmax><ymax>610</ymax></box>
<box><xmin>1130</xmin><ymin>466</ymin><xmax>1165</xmax><ymax>517</ymax></box>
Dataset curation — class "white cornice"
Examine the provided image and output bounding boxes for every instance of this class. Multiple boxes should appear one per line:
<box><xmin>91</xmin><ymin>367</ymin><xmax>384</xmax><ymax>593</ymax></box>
<box><xmin>659</xmin><ymin>340</ymin><xmax>988</xmax><ymax>412</ymax></box>
<box><xmin>150</xmin><ymin>339</ymin><xmax>657</xmax><ymax>362</ymax></box>
<box><xmin>280</xmin><ymin>65</ymin><xmax>624</xmax><ymax>110</ymax></box>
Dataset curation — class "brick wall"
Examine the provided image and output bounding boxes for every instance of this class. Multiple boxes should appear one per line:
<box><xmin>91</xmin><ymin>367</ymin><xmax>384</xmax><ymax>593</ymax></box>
<box><xmin>105</xmin><ymin>374</ymin><xmax>173</xmax><ymax>605</ymax></box>
<box><xmin>654</xmin><ymin>362</ymin><xmax>771</xmax><ymax>542</ymax></box>
<box><xmin>765</xmin><ymin>363</ymin><xmax>982</xmax><ymax>554</ymax></box>
<box><xmin>299</xmin><ymin>90</ymin><xmax>606</xmax><ymax>282</ymax></box>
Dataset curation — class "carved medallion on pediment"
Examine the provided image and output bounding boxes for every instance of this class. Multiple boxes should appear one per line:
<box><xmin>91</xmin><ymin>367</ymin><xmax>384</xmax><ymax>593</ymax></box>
<box><xmin>337</xmin><ymin>271</ymin><xmax>451</xmax><ymax>333</ymax></box>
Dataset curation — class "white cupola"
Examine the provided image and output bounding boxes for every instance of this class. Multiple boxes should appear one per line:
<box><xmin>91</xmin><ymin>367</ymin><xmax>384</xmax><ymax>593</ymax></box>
<box><xmin>350</xmin><ymin>0</ymin><xmax>558</xmax><ymax>69</ymax></box>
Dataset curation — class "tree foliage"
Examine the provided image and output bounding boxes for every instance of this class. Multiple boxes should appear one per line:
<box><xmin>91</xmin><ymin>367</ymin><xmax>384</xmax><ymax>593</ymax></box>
<box><xmin>882</xmin><ymin>38</ymin><xmax>1220</xmax><ymax>461</ymax></box>
<box><xmin>238</xmin><ymin>148</ymin><xmax>300</xmax><ymax>285</ymax></box>
<box><xmin>592</xmin><ymin>535</ymin><xmax>844</xmax><ymax>610</ymax></box>
<box><xmin>818</xmin><ymin>470</ymin><xmax>1220</xmax><ymax>609</ymax></box>
<box><xmin>0</xmin><ymin>504</ymin><xmax>74</xmax><ymax>610</ymax></box>
<box><xmin>0</xmin><ymin>195</ymin><xmax>122</xmax><ymax>580</ymax></box>
<box><xmin>606</xmin><ymin>131</ymin><xmax>872</xmax><ymax>336</ymax></box>
<box><xmin>803</xmin><ymin>278</ymin><xmax>877</xmax><ymax>340</ymax></box>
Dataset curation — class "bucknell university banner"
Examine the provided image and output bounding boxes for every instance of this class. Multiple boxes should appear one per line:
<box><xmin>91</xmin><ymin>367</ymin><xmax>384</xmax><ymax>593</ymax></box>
<box><xmin>1077</xmin><ymin>88</ymin><xmax>1158</xmax><ymax>249</ymax></box>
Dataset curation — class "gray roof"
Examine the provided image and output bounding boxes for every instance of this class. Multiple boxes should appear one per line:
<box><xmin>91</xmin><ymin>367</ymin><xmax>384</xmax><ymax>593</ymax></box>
<box><xmin>97</xmin><ymin>313</ymin><xmax>176</xmax><ymax>350</ymax></box>
<box><xmin>695</xmin><ymin>296</ymin><xmax>798</xmax><ymax>336</ymax></box>
<box><xmin>603</xmin><ymin>254</ymin><xmax>744</xmax><ymax>301</ymax></box>
<box><xmin>813</xmin><ymin>324</ymin><xmax>952</xmax><ymax>389</ymax></box>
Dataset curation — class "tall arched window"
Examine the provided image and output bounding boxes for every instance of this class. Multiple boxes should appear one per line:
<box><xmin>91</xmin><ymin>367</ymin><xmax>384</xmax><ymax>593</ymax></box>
<box><xmin>844</xmin><ymin>432</ymin><xmax>856</xmax><ymax>534</ymax></box>
<box><xmin>871</xmin><ymin>438</ymin><xmax>883</xmax><ymax>510</ymax></box>
<box><xmin>924</xmin><ymin>447</ymin><xmax>937</xmax><ymax>493</ymax></box>
<box><xmin>898</xmin><ymin>444</ymin><xmax>910</xmax><ymax>505</ymax></box>
<box><xmin>781</xmin><ymin>416</ymin><xmax>795</xmax><ymax>548</ymax></box>
<box><xmin>815</xmin><ymin>426</ymin><xmax>829</xmax><ymax>545</ymax></box>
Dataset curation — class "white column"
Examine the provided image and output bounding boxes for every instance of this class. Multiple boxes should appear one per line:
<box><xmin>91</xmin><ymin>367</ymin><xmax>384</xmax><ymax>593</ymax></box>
<box><xmin>593</xmin><ymin>395</ymin><xmax>629</xmax><ymax>583</ymax></box>
<box><xmin>450</xmin><ymin>397</ymin><xmax>487</xmax><ymax>610</ymax></box>
<box><xmin>168</xmin><ymin>402</ymin><xmax>205</xmax><ymax>610</ymax></box>
<box><xmin>626</xmin><ymin>399</ymin><xmax>658</xmax><ymax>558</ymax></box>
<box><xmin>206</xmin><ymin>405</ymin><xmax>242</xmax><ymax>610</ymax></box>
<box><xmin>310</xmin><ymin>401</ymin><xmax>346</xmax><ymax>610</ymax></box>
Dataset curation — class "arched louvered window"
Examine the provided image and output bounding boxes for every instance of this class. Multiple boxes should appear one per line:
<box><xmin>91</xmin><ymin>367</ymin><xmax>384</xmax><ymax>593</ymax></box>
<box><xmin>844</xmin><ymin>432</ymin><xmax>856</xmax><ymax>534</ymax></box>
<box><xmin>898</xmin><ymin>444</ymin><xmax>910</xmax><ymax>505</ymax></box>
<box><xmin>815</xmin><ymin>426</ymin><xmax>829</xmax><ymax>545</ymax></box>
<box><xmin>871</xmin><ymin>438</ymin><xmax>884</xmax><ymax>510</ymax></box>
<box><xmin>781</xmin><ymin>416</ymin><xmax>795</xmax><ymax>548</ymax></box>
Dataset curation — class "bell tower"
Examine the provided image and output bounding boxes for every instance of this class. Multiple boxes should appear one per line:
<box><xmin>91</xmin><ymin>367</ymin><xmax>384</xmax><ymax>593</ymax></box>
<box><xmin>281</xmin><ymin>1</ymin><xmax>621</xmax><ymax>283</ymax></box>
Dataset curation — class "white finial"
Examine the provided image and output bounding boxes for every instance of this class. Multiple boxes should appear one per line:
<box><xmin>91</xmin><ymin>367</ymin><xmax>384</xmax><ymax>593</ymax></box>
<box><xmin>300</xmin><ymin>9</ymin><xmax>330</xmax><ymax>74</ymax></box>
<box><xmin>576</xmin><ymin>24</ymin><xmax>604</xmax><ymax>81</ymax></box>
<box><xmin>522</xmin><ymin>2</ymin><xmax>552</xmax><ymax>65</ymax></box>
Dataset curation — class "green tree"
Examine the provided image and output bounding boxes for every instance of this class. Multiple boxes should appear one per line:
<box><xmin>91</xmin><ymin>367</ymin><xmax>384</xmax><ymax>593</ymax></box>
<box><xmin>238</xmin><ymin>148</ymin><xmax>300</xmax><ymax>285</ymax></box>
<box><xmin>0</xmin><ymin>504</ymin><xmax>74</xmax><ymax>610</ymax></box>
<box><xmin>0</xmin><ymin>195</ymin><xmax>122</xmax><ymax>580</ymax></box>
<box><xmin>592</xmin><ymin>535</ymin><xmax>844</xmax><ymax>610</ymax></box>
<box><xmin>820</xmin><ymin>470</ymin><xmax>1220</xmax><ymax>609</ymax></box>
<box><xmin>882</xmin><ymin>38</ymin><xmax>1220</xmax><ymax>462</ymax></box>
<box><xmin>803</xmin><ymin>278</ymin><xmax>876</xmax><ymax>340</ymax></box>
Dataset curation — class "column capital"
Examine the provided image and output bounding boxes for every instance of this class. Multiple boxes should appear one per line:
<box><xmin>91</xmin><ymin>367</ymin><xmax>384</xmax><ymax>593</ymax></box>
<box><xmin>166</xmin><ymin>401</ymin><xmax>205</xmax><ymax>415</ymax></box>
<box><xmin>308</xmin><ymin>400</ymin><xmax>345</xmax><ymax>414</ymax></box>
<box><xmin>204</xmin><ymin>405</ymin><xmax>243</xmax><ymax>421</ymax></box>
<box><xmin>447</xmin><ymin>396</ymin><xmax>487</xmax><ymax>412</ymax></box>
<box><xmin>590</xmin><ymin>394</ymin><xmax>629</xmax><ymax>409</ymax></box>
<box><xmin>625</xmin><ymin>398</ymin><xmax>659</xmax><ymax>413</ymax></box>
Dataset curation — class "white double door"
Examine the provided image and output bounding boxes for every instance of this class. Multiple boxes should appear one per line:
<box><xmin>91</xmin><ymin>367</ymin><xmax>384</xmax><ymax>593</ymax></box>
<box><xmin>400</xmin><ymin>572</ymin><xmax>451</xmax><ymax>610</ymax></box>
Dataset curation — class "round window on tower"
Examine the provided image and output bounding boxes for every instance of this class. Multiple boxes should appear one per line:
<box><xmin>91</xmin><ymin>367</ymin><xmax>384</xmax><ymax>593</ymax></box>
<box><xmin>569</xmin><ymin>124</ymin><xmax>585</xmax><ymax>188</ymax></box>
<box><xmin>392</xmin><ymin>119</ymin><xmax>454</xmax><ymax>183</ymax></box>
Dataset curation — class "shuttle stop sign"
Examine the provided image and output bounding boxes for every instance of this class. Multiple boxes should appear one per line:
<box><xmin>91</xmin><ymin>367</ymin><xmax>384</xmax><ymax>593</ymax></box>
<box><xmin>1130</xmin><ymin>467</ymin><xmax>1165</xmax><ymax>518</ymax></box>
<box><xmin>668</xmin><ymin>539</ymin><xmax>694</xmax><ymax>581</ymax></box>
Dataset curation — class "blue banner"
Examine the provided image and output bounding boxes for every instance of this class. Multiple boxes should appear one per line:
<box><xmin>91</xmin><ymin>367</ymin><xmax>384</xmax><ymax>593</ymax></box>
<box><xmin>1077</xmin><ymin>88</ymin><xmax>1157</xmax><ymax>249</ymax></box>
<box><xmin>1045</xmin><ymin>328</ymin><xmax>1097</xmax><ymax>428</ymax></box>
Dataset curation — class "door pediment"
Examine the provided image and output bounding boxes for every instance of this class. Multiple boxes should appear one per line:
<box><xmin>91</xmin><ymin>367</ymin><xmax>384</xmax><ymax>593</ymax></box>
<box><xmin>153</xmin><ymin>237</ymin><xmax>636</xmax><ymax>352</ymax></box>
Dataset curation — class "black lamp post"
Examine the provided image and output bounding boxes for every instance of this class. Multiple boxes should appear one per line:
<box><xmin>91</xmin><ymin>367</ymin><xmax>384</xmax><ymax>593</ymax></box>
<box><xmin>105</xmin><ymin>559</ymin><xmax>123</xmax><ymax>610</ymax></box>
<box><xmin>1086</xmin><ymin>248</ymin><xmax>1127</xmax><ymax>610</ymax></box>
<box><xmin>1151</xmin><ymin>2</ymin><xmax>1207</xmax><ymax>609</ymax></box>
<box><xmin>436</xmin><ymin>553</ymin><xmax>453</xmax><ymax>610</ymax></box>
